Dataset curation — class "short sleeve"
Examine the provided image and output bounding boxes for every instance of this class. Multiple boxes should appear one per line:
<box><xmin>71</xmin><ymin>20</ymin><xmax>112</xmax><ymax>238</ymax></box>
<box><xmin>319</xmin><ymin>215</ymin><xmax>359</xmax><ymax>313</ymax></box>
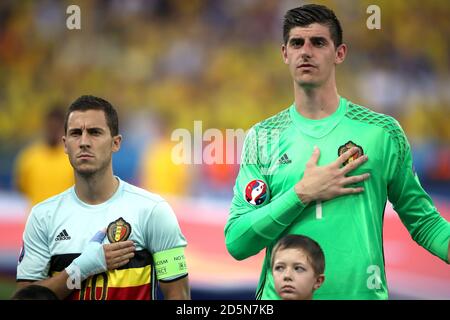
<box><xmin>143</xmin><ymin>201</ymin><xmax>187</xmax><ymax>254</ymax></box>
<box><xmin>16</xmin><ymin>208</ymin><xmax>52</xmax><ymax>281</ymax></box>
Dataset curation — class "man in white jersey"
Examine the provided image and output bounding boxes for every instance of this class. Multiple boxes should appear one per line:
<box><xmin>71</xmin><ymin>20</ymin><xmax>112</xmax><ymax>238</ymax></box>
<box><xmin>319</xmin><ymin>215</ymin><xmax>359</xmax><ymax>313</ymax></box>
<box><xmin>16</xmin><ymin>95</ymin><xmax>190</xmax><ymax>300</ymax></box>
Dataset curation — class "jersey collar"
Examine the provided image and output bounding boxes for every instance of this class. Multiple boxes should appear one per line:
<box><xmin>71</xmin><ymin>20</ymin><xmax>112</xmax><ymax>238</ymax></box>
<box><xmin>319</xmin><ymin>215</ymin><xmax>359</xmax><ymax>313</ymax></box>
<box><xmin>289</xmin><ymin>96</ymin><xmax>348</xmax><ymax>138</ymax></box>
<box><xmin>71</xmin><ymin>176</ymin><xmax>124</xmax><ymax>210</ymax></box>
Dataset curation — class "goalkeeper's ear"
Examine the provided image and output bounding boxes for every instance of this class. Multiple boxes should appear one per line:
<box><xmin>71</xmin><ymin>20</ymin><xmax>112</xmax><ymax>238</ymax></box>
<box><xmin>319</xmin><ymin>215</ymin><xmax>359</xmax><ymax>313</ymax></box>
<box><xmin>335</xmin><ymin>43</ymin><xmax>347</xmax><ymax>65</ymax></box>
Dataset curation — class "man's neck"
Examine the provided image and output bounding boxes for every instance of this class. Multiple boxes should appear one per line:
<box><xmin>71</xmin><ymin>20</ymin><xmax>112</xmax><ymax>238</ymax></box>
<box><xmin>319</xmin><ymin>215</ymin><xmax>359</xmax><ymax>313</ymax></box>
<box><xmin>294</xmin><ymin>79</ymin><xmax>340</xmax><ymax>120</ymax></box>
<box><xmin>74</xmin><ymin>167</ymin><xmax>119</xmax><ymax>205</ymax></box>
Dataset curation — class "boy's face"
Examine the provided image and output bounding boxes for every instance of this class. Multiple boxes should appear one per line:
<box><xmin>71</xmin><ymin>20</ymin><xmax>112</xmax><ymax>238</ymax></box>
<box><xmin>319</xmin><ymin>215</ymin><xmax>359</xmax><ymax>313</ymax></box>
<box><xmin>272</xmin><ymin>248</ymin><xmax>324</xmax><ymax>300</ymax></box>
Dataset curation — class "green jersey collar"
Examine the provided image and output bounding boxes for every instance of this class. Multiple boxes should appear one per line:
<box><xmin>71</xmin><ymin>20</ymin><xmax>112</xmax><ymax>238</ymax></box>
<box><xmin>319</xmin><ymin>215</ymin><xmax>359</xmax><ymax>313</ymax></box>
<box><xmin>289</xmin><ymin>96</ymin><xmax>348</xmax><ymax>138</ymax></box>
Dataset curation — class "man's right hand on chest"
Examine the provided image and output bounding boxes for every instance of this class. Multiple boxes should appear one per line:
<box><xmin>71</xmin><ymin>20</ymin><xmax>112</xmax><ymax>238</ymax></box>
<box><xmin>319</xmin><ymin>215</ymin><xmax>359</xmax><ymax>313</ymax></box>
<box><xmin>294</xmin><ymin>146</ymin><xmax>370</xmax><ymax>204</ymax></box>
<box><xmin>65</xmin><ymin>230</ymin><xmax>135</xmax><ymax>282</ymax></box>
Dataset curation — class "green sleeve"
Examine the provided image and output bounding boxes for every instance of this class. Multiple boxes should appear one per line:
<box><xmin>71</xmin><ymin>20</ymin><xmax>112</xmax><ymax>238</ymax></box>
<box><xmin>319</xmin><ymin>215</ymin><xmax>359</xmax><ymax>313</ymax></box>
<box><xmin>386</xmin><ymin>120</ymin><xmax>450</xmax><ymax>263</ymax></box>
<box><xmin>224</xmin><ymin>128</ymin><xmax>306</xmax><ymax>261</ymax></box>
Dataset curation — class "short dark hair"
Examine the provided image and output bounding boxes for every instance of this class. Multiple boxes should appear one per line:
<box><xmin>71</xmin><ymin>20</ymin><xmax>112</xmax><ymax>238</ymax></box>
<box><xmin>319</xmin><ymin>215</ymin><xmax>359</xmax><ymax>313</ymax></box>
<box><xmin>271</xmin><ymin>234</ymin><xmax>325</xmax><ymax>275</ymax></box>
<box><xmin>11</xmin><ymin>285</ymin><xmax>59</xmax><ymax>300</ymax></box>
<box><xmin>64</xmin><ymin>95</ymin><xmax>119</xmax><ymax>136</ymax></box>
<box><xmin>283</xmin><ymin>4</ymin><xmax>343</xmax><ymax>48</ymax></box>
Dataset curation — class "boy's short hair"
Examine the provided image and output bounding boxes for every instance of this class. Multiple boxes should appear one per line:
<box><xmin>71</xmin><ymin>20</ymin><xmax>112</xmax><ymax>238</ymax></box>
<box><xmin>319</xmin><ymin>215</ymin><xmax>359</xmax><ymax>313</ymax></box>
<box><xmin>11</xmin><ymin>285</ymin><xmax>59</xmax><ymax>300</ymax></box>
<box><xmin>271</xmin><ymin>234</ymin><xmax>325</xmax><ymax>275</ymax></box>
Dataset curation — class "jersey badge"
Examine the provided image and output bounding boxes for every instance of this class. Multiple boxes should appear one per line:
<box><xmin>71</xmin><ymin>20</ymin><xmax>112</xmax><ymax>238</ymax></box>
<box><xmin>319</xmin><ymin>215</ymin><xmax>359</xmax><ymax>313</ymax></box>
<box><xmin>18</xmin><ymin>243</ymin><xmax>25</xmax><ymax>264</ymax></box>
<box><xmin>338</xmin><ymin>141</ymin><xmax>364</xmax><ymax>166</ymax></box>
<box><xmin>244</xmin><ymin>179</ymin><xmax>269</xmax><ymax>206</ymax></box>
<box><xmin>107</xmin><ymin>217</ymin><xmax>132</xmax><ymax>243</ymax></box>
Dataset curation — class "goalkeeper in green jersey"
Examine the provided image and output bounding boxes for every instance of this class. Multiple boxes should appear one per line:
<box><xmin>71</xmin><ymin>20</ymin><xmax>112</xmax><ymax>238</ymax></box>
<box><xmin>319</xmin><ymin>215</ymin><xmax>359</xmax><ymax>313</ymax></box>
<box><xmin>225</xmin><ymin>4</ymin><xmax>450</xmax><ymax>300</ymax></box>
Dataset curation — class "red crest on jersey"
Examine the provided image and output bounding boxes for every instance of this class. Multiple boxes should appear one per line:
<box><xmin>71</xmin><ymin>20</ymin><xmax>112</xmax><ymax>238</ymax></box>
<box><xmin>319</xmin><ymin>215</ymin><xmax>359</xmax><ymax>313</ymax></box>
<box><xmin>338</xmin><ymin>141</ymin><xmax>364</xmax><ymax>166</ymax></box>
<box><xmin>107</xmin><ymin>217</ymin><xmax>132</xmax><ymax>243</ymax></box>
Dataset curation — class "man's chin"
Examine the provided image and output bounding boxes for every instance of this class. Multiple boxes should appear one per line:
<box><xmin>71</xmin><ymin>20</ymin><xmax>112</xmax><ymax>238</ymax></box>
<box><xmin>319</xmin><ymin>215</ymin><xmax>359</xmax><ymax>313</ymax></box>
<box><xmin>296</xmin><ymin>78</ymin><xmax>320</xmax><ymax>89</ymax></box>
<box><xmin>75</xmin><ymin>166</ymin><xmax>97</xmax><ymax>177</ymax></box>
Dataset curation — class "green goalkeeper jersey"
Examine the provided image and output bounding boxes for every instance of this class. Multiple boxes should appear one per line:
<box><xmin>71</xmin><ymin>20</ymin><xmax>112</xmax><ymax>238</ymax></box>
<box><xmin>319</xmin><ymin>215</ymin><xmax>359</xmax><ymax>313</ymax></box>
<box><xmin>225</xmin><ymin>97</ymin><xmax>450</xmax><ymax>300</ymax></box>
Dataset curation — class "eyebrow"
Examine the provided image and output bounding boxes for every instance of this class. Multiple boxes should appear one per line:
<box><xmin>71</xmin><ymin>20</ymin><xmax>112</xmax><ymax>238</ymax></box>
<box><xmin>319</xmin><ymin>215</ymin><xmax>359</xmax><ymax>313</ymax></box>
<box><xmin>87</xmin><ymin>127</ymin><xmax>104</xmax><ymax>132</ymax></box>
<box><xmin>294</xmin><ymin>262</ymin><xmax>307</xmax><ymax>267</ymax></box>
<box><xmin>68</xmin><ymin>127</ymin><xmax>105</xmax><ymax>133</ymax></box>
<box><xmin>289</xmin><ymin>36</ymin><xmax>328</xmax><ymax>43</ymax></box>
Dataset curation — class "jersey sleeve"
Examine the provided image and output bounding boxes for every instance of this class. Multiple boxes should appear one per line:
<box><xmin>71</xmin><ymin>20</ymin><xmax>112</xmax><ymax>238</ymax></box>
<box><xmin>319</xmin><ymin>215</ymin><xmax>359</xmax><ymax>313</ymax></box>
<box><xmin>225</xmin><ymin>127</ymin><xmax>306</xmax><ymax>261</ymax></box>
<box><xmin>16</xmin><ymin>207</ymin><xmax>52</xmax><ymax>281</ymax></box>
<box><xmin>143</xmin><ymin>201</ymin><xmax>188</xmax><ymax>281</ymax></box>
<box><xmin>386</xmin><ymin>120</ymin><xmax>450</xmax><ymax>263</ymax></box>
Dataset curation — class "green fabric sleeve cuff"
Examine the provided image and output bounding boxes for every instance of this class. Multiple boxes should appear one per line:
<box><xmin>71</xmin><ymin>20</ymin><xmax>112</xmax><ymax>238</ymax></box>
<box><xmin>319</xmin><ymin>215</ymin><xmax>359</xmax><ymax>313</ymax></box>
<box><xmin>251</xmin><ymin>187</ymin><xmax>306</xmax><ymax>240</ymax></box>
<box><xmin>271</xmin><ymin>187</ymin><xmax>306</xmax><ymax>225</ymax></box>
<box><xmin>431</xmin><ymin>224</ymin><xmax>450</xmax><ymax>263</ymax></box>
<box><xmin>154</xmin><ymin>247</ymin><xmax>188</xmax><ymax>280</ymax></box>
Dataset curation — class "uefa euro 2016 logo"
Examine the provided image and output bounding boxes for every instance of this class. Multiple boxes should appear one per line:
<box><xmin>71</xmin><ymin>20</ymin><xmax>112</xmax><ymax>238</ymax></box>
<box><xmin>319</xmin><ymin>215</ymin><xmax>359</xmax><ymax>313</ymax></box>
<box><xmin>245</xmin><ymin>180</ymin><xmax>268</xmax><ymax>206</ymax></box>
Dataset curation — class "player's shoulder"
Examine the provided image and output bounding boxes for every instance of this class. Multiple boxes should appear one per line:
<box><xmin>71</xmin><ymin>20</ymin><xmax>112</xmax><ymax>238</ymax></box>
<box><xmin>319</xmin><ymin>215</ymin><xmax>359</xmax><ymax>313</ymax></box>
<box><xmin>120</xmin><ymin>179</ymin><xmax>166</xmax><ymax>205</ymax></box>
<box><xmin>120</xmin><ymin>180</ymin><xmax>176</xmax><ymax>220</ymax></box>
<box><xmin>344</xmin><ymin>100</ymin><xmax>403</xmax><ymax>134</ymax></box>
<box><xmin>241</xmin><ymin>106</ymin><xmax>293</xmax><ymax>162</ymax></box>
<box><xmin>252</xmin><ymin>106</ymin><xmax>293</xmax><ymax>133</ymax></box>
<box><xmin>31</xmin><ymin>187</ymin><xmax>73</xmax><ymax>217</ymax></box>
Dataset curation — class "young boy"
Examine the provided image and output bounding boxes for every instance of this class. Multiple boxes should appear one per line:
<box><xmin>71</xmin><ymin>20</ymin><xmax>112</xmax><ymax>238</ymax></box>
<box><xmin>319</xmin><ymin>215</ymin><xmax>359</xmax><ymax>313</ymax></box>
<box><xmin>11</xmin><ymin>285</ymin><xmax>59</xmax><ymax>300</ymax></box>
<box><xmin>271</xmin><ymin>234</ymin><xmax>325</xmax><ymax>300</ymax></box>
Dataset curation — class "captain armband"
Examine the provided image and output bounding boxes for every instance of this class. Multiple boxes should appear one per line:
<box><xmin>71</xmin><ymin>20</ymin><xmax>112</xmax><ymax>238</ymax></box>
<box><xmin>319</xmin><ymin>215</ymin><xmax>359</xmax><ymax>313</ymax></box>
<box><xmin>154</xmin><ymin>247</ymin><xmax>188</xmax><ymax>281</ymax></box>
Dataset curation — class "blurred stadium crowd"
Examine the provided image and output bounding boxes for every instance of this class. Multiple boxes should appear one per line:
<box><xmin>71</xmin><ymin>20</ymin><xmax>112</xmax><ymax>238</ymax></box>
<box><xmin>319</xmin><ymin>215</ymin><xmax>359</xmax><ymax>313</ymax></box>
<box><xmin>0</xmin><ymin>0</ymin><xmax>449</xmax><ymax>198</ymax></box>
<box><xmin>0</xmin><ymin>0</ymin><xmax>449</xmax><ymax>300</ymax></box>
